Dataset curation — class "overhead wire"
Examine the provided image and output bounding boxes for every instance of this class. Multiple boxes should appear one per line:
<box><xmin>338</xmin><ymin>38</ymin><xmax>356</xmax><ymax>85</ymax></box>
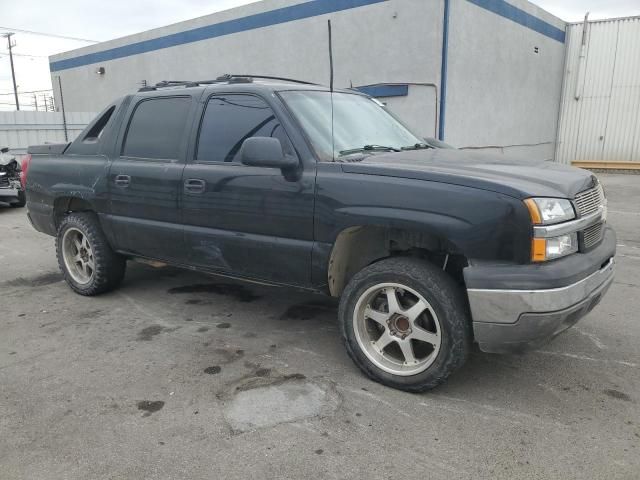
<box><xmin>0</xmin><ymin>26</ymin><xmax>98</xmax><ymax>43</ymax></box>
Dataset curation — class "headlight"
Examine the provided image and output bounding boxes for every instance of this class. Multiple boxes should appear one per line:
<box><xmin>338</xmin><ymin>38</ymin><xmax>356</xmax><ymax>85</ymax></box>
<box><xmin>524</xmin><ymin>198</ymin><xmax>575</xmax><ymax>225</ymax></box>
<box><xmin>532</xmin><ymin>233</ymin><xmax>579</xmax><ymax>262</ymax></box>
<box><xmin>525</xmin><ymin>198</ymin><xmax>578</xmax><ymax>262</ymax></box>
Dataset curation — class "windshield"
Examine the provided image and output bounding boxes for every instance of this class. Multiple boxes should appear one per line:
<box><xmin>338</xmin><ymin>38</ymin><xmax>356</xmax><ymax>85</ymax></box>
<box><xmin>280</xmin><ymin>91</ymin><xmax>424</xmax><ymax>161</ymax></box>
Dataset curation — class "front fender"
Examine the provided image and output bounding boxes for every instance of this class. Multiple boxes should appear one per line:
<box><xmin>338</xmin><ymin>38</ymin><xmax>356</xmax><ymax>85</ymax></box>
<box><xmin>311</xmin><ymin>165</ymin><xmax>531</xmax><ymax>288</ymax></box>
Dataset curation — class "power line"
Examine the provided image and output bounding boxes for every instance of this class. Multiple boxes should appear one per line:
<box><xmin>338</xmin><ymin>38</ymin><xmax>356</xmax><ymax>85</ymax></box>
<box><xmin>0</xmin><ymin>89</ymin><xmax>53</xmax><ymax>95</ymax></box>
<box><xmin>0</xmin><ymin>26</ymin><xmax>98</xmax><ymax>43</ymax></box>
<box><xmin>0</xmin><ymin>51</ymin><xmax>49</xmax><ymax>58</ymax></box>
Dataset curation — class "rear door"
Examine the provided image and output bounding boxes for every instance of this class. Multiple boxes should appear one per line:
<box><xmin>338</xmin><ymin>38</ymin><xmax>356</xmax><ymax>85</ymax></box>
<box><xmin>181</xmin><ymin>92</ymin><xmax>316</xmax><ymax>286</ymax></box>
<box><xmin>108</xmin><ymin>94</ymin><xmax>195</xmax><ymax>262</ymax></box>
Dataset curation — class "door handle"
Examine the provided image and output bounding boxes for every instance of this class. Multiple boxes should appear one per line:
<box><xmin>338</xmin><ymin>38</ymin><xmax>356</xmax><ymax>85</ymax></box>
<box><xmin>184</xmin><ymin>178</ymin><xmax>206</xmax><ymax>194</ymax></box>
<box><xmin>114</xmin><ymin>174</ymin><xmax>131</xmax><ymax>187</ymax></box>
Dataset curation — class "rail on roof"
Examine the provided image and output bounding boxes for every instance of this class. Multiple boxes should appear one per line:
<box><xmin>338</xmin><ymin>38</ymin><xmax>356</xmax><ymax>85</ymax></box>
<box><xmin>138</xmin><ymin>74</ymin><xmax>320</xmax><ymax>92</ymax></box>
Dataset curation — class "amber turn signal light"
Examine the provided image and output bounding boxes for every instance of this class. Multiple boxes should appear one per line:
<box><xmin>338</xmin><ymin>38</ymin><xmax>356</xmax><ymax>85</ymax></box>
<box><xmin>524</xmin><ymin>198</ymin><xmax>542</xmax><ymax>225</ymax></box>
<box><xmin>531</xmin><ymin>238</ymin><xmax>547</xmax><ymax>262</ymax></box>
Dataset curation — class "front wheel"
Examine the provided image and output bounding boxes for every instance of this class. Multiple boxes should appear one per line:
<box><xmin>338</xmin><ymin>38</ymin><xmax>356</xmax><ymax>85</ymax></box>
<box><xmin>339</xmin><ymin>257</ymin><xmax>471</xmax><ymax>392</ymax></box>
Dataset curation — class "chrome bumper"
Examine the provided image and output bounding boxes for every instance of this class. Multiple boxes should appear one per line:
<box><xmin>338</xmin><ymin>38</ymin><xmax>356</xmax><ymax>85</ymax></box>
<box><xmin>0</xmin><ymin>187</ymin><xmax>19</xmax><ymax>197</ymax></box>
<box><xmin>468</xmin><ymin>258</ymin><xmax>615</xmax><ymax>353</ymax></box>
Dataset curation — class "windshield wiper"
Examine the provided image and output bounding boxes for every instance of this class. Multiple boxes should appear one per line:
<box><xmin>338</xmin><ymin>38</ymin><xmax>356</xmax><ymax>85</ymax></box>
<box><xmin>401</xmin><ymin>143</ymin><xmax>434</xmax><ymax>151</ymax></box>
<box><xmin>339</xmin><ymin>145</ymin><xmax>401</xmax><ymax>156</ymax></box>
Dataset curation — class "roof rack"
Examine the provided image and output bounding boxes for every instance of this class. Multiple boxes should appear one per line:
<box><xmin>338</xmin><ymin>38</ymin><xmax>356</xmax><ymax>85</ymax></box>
<box><xmin>216</xmin><ymin>74</ymin><xmax>319</xmax><ymax>85</ymax></box>
<box><xmin>138</xmin><ymin>80</ymin><xmax>199</xmax><ymax>92</ymax></box>
<box><xmin>138</xmin><ymin>74</ymin><xmax>319</xmax><ymax>92</ymax></box>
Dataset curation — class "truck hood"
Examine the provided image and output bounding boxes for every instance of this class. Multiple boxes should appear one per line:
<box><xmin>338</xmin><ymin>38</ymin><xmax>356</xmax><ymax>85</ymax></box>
<box><xmin>339</xmin><ymin>149</ymin><xmax>596</xmax><ymax>199</ymax></box>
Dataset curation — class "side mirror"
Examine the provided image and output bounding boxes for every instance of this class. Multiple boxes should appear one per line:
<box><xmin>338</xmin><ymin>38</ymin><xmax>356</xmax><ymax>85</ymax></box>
<box><xmin>0</xmin><ymin>147</ymin><xmax>8</xmax><ymax>153</ymax></box>
<box><xmin>240</xmin><ymin>137</ymin><xmax>298</xmax><ymax>170</ymax></box>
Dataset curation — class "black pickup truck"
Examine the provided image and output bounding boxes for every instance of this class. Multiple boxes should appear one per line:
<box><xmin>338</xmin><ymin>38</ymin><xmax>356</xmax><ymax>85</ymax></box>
<box><xmin>24</xmin><ymin>76</ymin><xmax>616</xmax><ymax>392</ymax></box>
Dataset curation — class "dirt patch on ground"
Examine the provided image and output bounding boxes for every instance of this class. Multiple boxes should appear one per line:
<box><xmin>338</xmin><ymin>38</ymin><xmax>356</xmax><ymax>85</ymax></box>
<box><xmin>4</xmin><ymin>272</ymin><xmax>63</xmax><ymax>288</ymax></box>
<box><xmin>603</xmin><ymin>389</ymin><xmax>632</xmax><ymax>402</ymax></box>
<box><xmin>137</xmin><ymin>400</ymin><xmax>165</xmax><ymax>416</ymax></box>
<box><xmin>280</xmin><ymin>300</ymin><xmax>337</xmax><ymax>320</ymax></box>
<box><xmin>168</xmin><ymin>283</ymin><xmax>261</xmax><ymax>303</ymax></box>
<box><xmin>137</xmin><ymin>325</ymin><xmax>165</xmax><ymax>341</ymax></box>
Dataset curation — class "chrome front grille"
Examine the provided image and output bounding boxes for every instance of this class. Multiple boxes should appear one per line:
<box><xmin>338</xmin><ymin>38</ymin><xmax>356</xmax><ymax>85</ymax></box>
<box><xmin>0</xmin><ymin>175</ymin><xmax>9</xmax><ymax>188</ymax></box>
<box><xmin>574</xmin><ymin>181</ymin><xmax>606</xmax><ymax>250</ymax></box>
<box><xmin>583</xmin><ymin>222</ymin><xmax>604</xmax><ymax>249</ymax></box>
<box><xmin>574</xmin><ymin>183</ymin><xmax>605</xmax><ymax>217</ymax></box>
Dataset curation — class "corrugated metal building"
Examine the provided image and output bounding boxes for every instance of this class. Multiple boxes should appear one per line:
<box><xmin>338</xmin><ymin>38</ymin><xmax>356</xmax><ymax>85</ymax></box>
<box><xmin>556</xmin><ymin>16</ymin><xmax>640</xmax><ymax>168</ymax></box>
<box><xmin>49</xmin><ymin>0</ymin><xmax>567</xmax><ymax>161</ymax></box>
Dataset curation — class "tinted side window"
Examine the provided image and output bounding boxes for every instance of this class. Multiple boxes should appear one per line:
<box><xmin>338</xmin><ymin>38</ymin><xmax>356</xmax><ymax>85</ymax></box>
<box><xmin>122</xmin><ymin>97</ymin><xmax>190</xmax><ymax>160</ymax></box>
<box><xmin>196</xmin><ymin>94</ymin><xmax>292</xmax><ymax>163</ymax></box>
<box><xmin>83</xmin><ymin>105</ymin><xmax>115</xmax><ymax>143</ymax></box>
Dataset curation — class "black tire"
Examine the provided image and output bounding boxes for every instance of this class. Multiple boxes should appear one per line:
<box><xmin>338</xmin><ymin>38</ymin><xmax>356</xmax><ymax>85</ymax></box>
<box><xmin>56</xmin><ymin>212</ymin><xmax>126</xmax><ymax>296</ymax></box>
<box><xmin>339</xmin><ymin>257</ymin><xmax>471</xmax><ymax>392</ymax></box>
<box><xmin>10</xmin><ymin>190</ymin><xmax>26</xmax><ymax>208</ymax></box>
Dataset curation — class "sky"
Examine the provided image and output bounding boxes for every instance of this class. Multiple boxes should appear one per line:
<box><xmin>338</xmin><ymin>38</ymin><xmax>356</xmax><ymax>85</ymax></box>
<box><xmin>1</xmin><ymin>0</ymin><xmax>639</xmax><ymax>110</ymax></box>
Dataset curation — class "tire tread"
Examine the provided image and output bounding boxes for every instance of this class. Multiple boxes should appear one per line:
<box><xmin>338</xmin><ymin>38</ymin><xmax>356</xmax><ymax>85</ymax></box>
<box><xmin>56</xmin><ymin>212</ymin><xmax>126</xmax><ymax>296</ymax></box>
<box><xmin>339</xmin><ymin>256</ymin><xmax>471</xmax><ymax>392</ymax></box>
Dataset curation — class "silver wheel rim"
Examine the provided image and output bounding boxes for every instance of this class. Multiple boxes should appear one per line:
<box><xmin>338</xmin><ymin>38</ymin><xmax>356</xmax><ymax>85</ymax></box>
<box><xmin>353</xmin><ymin>283</ymin><xmax>442</xmax><ymax>376</ymax></box>
<box><xmin>62</xmin><ymin>227</ymin><xmax>95</xmax><ymax>285</ymax></box>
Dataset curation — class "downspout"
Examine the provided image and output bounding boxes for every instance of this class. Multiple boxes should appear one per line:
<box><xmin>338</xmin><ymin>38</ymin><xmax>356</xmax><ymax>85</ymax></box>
<box><xmin>57</xmin><ymin>76</ymin><xmax>69</xmax><ymax>142</ymax></box>
<box><xmin>438</xmin><ymin>0</ymin><xmax>450</xmax><ymax>141</ymax></box>
<box><xmin>573</xmin><ymin>12</ymin><xmax>590</xmax><ymax>100</ymax></box>
<box><xmin>553</xmin><ymin>22</ymin><xmax>571</xmax><ymax>163</ymax></box>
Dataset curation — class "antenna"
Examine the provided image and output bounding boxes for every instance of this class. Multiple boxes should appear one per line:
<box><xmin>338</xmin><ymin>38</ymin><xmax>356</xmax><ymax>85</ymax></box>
<box><xmin>328</xmin><ymin>20</ymin><xmax>335</xmax><ymax>161</ymax></box>
<box><xmin>328</xmin><ymin>20</ymin><xmax>334</xmax><ymax>92</ymax></box>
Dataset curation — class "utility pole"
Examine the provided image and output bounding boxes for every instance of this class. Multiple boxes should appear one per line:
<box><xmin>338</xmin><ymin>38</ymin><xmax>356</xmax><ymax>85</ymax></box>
<box><xmin>3</xmin><ymin>33</ymin><xmax>20</xmax><ymax>110</ymax></box>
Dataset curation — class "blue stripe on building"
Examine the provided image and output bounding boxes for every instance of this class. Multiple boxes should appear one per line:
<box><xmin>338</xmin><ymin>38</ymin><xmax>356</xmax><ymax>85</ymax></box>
<box><xmin>355</xmin><ymin>84</ymin><xmax>409</xmax><ymax>98</ymax></box>
<box><xmin>466</xmin><ymin>0</ymin><xmax>566</xmax><ymax>43</ymax></box>
<box><xmin>49</xmin><ymin>0</ymin><xmax>388</xmax><ymax>71</ymax></box>
<box><xmin>51</xmin><ymin>0</ymin><xmax>565</xmax><ymax>72</ymax></box>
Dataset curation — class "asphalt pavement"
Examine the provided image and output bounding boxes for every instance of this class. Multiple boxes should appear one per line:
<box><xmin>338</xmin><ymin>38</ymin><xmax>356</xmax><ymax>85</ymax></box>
<box><xmin>0</xmin><ymin>173</ymin><xmax>638</xmax><ymax>479</ymax></box>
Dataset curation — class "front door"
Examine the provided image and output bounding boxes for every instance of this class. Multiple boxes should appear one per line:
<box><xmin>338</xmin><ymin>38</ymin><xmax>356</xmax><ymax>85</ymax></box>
<box><xmin>181</xmin><ymin>93</ymin><xmax>315</xmax><ymax>287</ymax></box>
<box><xmin>108</xmin><ymin>95</ymin><xmax>193</xmax><ymax>263</ymax></box>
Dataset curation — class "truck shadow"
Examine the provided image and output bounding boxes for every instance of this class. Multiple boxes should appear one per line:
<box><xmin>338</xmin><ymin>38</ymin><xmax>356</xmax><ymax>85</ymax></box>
<box><xmin>118</xmin><ymin>262</ymin><xmax>610</xmax><ymax>404</ymax></box>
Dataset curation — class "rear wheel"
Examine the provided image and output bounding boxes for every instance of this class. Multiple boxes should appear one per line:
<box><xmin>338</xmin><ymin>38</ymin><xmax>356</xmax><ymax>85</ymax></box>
<box><xmin>56</xmin><ymin>213</ymin><xmax>126</xmax><ymax>295</ymax></box>
<box><xmin>339</xmin><ymin>257</ymin><xmax>471</xmax><ymax>392</ymax></box>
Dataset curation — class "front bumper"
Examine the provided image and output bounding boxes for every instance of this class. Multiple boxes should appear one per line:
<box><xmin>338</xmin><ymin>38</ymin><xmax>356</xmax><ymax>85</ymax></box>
<box><xmin>466</xmin><ymin>228</ymin><xmax>616</xmax><ymax>353</ymax></box>
<box><xmin>0</xmin><ymin>187</ymin><xmax>20</xmax><ymax>198</ymax></box>
<box><xmin>0</xmin><ymin>187</ymin><xmax>22</xmax><ymax>205</ymax></box>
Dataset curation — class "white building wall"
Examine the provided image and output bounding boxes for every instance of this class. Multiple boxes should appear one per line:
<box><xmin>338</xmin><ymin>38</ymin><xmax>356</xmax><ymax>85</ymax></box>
<box><xmin>446</xmin><ymin>0</ymin><xmax>566</xmax><ymax>160</ymax></box>
<box><xmin>49</xmin><ymin>0</ymin><xmax>566</xmax><ymax>159</ymax></box>
<box><xmin>383</xmin><ymin>84</ymin><xmax>440</xmax><ymax>139</ymax></box>
<box><xmin>556</xmin><ymin>17</ymin><xmax>640</xmax><ymax>165</ymax></box>
<box><xmin>50</xmin><ymin>0</ymin><xmax>443</xmax><ymax>125</ymax></box>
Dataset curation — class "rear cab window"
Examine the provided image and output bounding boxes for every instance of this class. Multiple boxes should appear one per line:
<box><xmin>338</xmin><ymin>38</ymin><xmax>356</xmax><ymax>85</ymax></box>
<box><xmin>122</xmin><ymin>96</ymin><xmax>191</xmax><ymax>161</ymax></box>
<box><xmin>65</xmin><ymin>103</ymin><xmax>120</xmax><ymax>155</ymax></box>
<box><xmin>83</xmin><ymin>106</ymin><xmax>115</xmax><ymax>143</ymax></box>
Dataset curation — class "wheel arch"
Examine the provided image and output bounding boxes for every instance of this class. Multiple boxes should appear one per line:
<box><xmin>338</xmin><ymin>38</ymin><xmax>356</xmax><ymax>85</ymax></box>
<box><xmin>327</xmin><ymin>225</ymin><xmax>469</xmax><ymax>297</ymax></box>
<box><xmin>53</xmin><ymin>196</ymin><xmax>96</xmax><ymax>229</ymax></box>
